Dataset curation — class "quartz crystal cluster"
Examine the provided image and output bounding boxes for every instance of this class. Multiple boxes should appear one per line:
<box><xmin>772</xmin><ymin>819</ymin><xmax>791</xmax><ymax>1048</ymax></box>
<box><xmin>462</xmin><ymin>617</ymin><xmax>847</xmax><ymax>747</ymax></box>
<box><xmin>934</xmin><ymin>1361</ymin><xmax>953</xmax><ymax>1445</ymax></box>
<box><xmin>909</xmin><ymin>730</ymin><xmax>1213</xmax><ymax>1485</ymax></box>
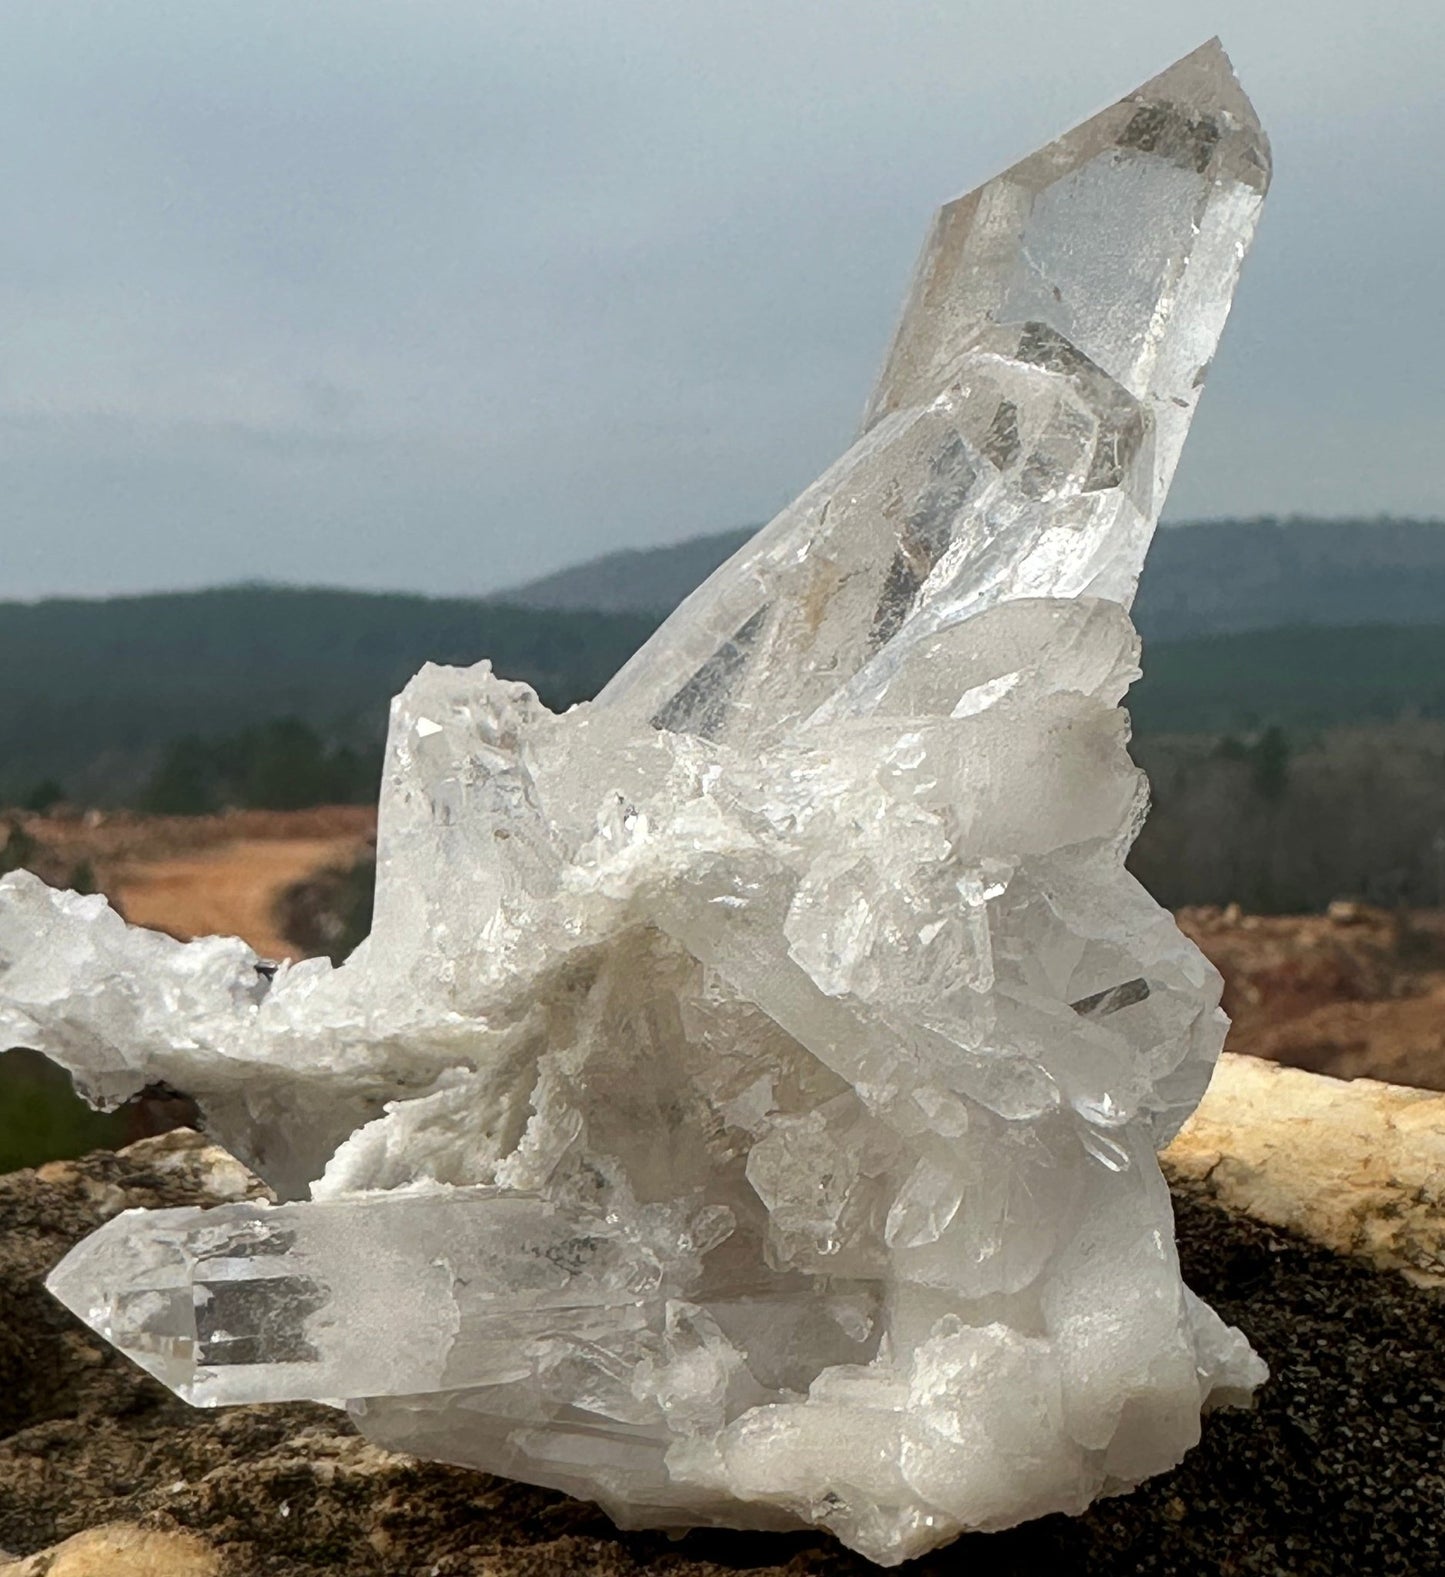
<box><xmin>0</xmin><ymin>41</ymin><xmax>1270</xmax><ymax>1565</ymax></box>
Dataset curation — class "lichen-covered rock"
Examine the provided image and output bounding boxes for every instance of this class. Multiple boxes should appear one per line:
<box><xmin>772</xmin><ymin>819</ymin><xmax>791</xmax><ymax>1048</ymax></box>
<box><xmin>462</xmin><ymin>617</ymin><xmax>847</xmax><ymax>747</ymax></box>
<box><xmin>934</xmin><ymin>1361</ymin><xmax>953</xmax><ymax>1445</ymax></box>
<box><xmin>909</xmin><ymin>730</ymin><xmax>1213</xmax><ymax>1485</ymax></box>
<box><xmin>1164</xmin><ymin>1052</ymin><xmax>1445</xmax><ymax>1287</ymax></box>
<box><xmin>0</xmin><ymin>1524</ymin><xmax>219</xmax><ymax>1577</ymax></box>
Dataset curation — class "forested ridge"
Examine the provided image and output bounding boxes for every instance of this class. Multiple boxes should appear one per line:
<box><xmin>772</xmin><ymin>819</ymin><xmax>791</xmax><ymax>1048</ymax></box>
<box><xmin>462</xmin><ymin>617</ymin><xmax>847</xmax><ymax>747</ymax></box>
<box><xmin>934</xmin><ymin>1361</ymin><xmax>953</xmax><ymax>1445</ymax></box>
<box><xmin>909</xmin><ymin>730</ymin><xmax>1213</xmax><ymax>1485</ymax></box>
<box><xmin>0</xmin><ymin>586</ymin><xmax>658</xmax><ymax>802</ymax></box>
<box><xmin>4</xmin><ymin>518</ymin><xmax>1444</xmax><ymax>807</ymax></box>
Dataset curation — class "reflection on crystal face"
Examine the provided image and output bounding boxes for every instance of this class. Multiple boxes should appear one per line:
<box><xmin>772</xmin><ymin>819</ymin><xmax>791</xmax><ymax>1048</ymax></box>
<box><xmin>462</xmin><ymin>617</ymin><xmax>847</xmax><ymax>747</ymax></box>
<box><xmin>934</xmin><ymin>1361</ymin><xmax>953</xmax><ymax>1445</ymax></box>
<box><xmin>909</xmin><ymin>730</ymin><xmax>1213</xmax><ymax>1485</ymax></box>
<box><xmin>1071</xmin><ymin>977</ymin><xmax>1152</xmax><ymax>1018</ymax></box>
<box><xmin>5</xmin><ymin>39</ymin><xmax>1270</xmax><ymax>1566</ymax></box>
<box><xmin>651</xmin><ymin>606</ymin><xmax>771</xmax><ymax>739</ymax></box>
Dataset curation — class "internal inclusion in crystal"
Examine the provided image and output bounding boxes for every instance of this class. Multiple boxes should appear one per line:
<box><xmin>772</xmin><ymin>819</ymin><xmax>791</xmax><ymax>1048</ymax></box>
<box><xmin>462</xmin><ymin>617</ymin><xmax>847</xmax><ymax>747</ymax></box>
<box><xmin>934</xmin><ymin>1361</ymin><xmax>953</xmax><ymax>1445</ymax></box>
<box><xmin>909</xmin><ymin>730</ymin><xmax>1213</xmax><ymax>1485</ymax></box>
<box><xmin>2</xmin><ymin>39</ymin><xmax>1270</xmax><ymax>1567</ymax></box>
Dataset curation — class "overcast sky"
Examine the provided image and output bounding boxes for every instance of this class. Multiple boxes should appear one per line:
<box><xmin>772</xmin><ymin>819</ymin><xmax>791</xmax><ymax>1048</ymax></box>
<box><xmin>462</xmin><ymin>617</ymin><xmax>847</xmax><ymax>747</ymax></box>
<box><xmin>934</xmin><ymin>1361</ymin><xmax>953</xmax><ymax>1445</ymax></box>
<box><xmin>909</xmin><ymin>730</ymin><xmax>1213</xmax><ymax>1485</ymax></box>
<box><xmin>2</xmin><ymin>1</ymin><xmax>1441</xmax><ymax>601</ymax></box>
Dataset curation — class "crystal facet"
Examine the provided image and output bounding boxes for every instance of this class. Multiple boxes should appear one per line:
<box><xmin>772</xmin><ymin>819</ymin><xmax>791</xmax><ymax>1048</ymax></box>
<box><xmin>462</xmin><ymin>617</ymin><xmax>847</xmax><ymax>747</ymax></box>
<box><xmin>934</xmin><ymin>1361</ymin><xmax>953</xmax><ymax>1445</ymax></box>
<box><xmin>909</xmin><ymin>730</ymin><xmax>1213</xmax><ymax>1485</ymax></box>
<box><xmin>2</xmin><ymin>41</ymin><xmax>1269</xmax><ymax>1565</ymax></box>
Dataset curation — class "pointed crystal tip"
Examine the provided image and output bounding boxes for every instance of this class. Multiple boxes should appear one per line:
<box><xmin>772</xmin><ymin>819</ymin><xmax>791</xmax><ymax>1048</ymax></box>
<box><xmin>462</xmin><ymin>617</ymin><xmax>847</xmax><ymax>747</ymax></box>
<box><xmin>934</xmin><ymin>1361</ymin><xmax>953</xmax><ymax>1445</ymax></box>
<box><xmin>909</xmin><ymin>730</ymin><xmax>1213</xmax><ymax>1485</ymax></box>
<box><xmin>1131</xmin><ymin>37</ymin><xmax>1271</xmax><ymax>184</ymax></box>
<box><xmin>862</xmin><ymin>38</ymin><xmax>1269</xmax><ymax>462</ymax></box>
<box><xmin>1150</xmin><ymin>39</ymin><xmax>1265</xmax><ymax>130</ymax></box>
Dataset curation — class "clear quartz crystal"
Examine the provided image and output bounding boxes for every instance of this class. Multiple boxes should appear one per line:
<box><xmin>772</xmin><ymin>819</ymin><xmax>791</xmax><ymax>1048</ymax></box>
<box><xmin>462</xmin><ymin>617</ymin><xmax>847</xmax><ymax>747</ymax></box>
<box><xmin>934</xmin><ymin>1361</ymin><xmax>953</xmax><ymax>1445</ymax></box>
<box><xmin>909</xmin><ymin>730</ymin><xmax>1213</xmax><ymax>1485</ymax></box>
<box><xmin>1</xmin><ymin>40</ymin><xmax>1270</xmax><ymax>1566</ymax></box>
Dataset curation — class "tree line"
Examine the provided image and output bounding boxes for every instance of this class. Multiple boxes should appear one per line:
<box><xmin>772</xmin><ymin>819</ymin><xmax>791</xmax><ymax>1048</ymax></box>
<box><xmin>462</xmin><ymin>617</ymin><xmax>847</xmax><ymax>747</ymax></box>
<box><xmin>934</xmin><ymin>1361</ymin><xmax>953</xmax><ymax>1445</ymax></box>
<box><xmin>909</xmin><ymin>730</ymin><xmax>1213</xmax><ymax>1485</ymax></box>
<box><xmin>140</xmin><ymin>719</ymin><xmax>380</xmax><ymax>816</ymax></box>
<box><xmin>0</xmin><ymin>585</ymin><xmax>660</xmax><ymax>804</ymax></box>
<box><xmin>1130</xmin><ymin>722</ymin><xmax>1445</xmax><ymax>911</ymax></box>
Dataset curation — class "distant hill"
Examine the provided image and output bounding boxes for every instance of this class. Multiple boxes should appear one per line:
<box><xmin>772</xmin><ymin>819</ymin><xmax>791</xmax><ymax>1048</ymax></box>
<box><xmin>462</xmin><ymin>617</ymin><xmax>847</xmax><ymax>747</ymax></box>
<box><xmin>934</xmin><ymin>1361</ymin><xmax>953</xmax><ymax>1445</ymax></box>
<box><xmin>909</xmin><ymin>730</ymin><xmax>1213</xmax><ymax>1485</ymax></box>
<box><xmin>500</xmin><ymin>517</ymin><xmax>1445</xmax><ymax>638</ymax></box>
<box><xmin>4</xmin><ymin>518</ymin><xmax>1444</xmax><ymax>807</ymax></box>
<box><xmin>1133</xmin><ymin>518</ymin><xmax>1445</xmax><ymax>640</ymax></box>
<box><xmin>498</xmin><ymin>530</ymin><xmax>754</xmax><ymax>616</ymax></box>
<box><xmin>1129</xmin><ymin>623</ymin><xmax>1445</xmax><ymax>736</ymax></box>
<box><xmin>0</xmin><ymin>587</ymin><xmax>657</xmax><ymax>803</ymax></box>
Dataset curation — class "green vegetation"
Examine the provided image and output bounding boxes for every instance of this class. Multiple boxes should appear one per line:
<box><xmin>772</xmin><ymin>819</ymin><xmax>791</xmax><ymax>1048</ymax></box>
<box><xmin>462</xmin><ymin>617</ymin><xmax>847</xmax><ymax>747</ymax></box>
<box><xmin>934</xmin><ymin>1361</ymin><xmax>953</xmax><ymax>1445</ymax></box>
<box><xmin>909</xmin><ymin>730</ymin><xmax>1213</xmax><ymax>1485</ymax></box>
<box><xmin>0</xmin><ymin>585</ymin><xmax>659</xmax><ymax>804</ymax></box>
<box><xmin>1130</xmin><ymin>624</ymin><xmax>1445</xmax><ymax>735</ymax></box>
<box><xmin>1131</xmin><ymin>722</ymin><xmax>1445</xmax><ymax>912</ymax></box>
<box><xmin>0</xmin><ymin>820</ymin><xmax>38</xmax><ymax>876</ymax></box>
<box><xmin>0</xmin><ymin>1050</ymin><xmax>127</xmax><ymax>1173</ymax></box>
<box><xmin>6</xmin><ymin>527</ymin><xmax>1445</xmax><ymax>1172</ymax></box>
<box><xmin>318</xmin><ymin>859</ymin><xmax>376</xmax><ymax>964</ymax></box>
<box><xmin>4</xmin><ymin>588</ymin><xmax>1445</xmax><ymax>809</ymax></box>
<box><xmin>21</xmin><ymin>778</ymin><xmax>65</xmax><ymax>813</ymax></box>
<box><xmin>144</xmin><ymin>719</ymin><xmax>379</xmax><ymax>815</ymax></box>
<box><xmin>506</xmin><ymin>517</ymin><xmax>1445</xmax><ymax>636</ymax></box>
<box><xmin>275</xmin><ymin>856</ymin><xmax>377</xmax><ymax>965</ymax></box>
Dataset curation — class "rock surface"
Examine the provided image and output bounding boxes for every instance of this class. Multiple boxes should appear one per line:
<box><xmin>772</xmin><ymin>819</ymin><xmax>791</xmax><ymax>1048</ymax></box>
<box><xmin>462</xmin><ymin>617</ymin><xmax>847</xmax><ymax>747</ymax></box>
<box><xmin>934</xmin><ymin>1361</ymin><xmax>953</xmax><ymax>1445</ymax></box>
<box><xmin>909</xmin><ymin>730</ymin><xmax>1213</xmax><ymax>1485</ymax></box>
<box><xmin>1164</xmin><ymin>1052</ymin><xmax>1445</xmax><ymax>1288</ymax></box>
<box><xmin>2</xmin><ymin>1127</ymin><xmax>1441</xmax><ymax>1575</ymax></box>
<box><xmin>0</xmin><ymin>1524</ymin><xmax>219</xmax><ymax>1577</ymax></box>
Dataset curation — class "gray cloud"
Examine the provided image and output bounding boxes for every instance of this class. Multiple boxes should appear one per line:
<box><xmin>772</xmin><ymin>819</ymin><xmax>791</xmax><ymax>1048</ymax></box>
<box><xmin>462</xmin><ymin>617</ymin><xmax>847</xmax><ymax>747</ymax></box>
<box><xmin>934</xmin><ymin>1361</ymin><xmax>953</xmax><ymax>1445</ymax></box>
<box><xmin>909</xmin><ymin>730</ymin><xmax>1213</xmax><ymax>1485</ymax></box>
<box><xmin>2</xmin><ymin>0</ymin><xmax>1441</xmax><ymax>599</ymax></box>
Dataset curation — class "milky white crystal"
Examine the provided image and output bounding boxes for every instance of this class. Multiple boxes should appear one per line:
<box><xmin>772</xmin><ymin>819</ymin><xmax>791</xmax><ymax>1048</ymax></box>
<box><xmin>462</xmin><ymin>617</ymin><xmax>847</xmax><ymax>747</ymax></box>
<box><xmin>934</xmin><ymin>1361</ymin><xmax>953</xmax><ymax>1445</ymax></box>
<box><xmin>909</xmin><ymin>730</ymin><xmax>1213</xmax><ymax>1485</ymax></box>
<box><xmin>2</xmin><ymin>41</ymin><xmax>1270</xmax><ymax>1565</ymax></box>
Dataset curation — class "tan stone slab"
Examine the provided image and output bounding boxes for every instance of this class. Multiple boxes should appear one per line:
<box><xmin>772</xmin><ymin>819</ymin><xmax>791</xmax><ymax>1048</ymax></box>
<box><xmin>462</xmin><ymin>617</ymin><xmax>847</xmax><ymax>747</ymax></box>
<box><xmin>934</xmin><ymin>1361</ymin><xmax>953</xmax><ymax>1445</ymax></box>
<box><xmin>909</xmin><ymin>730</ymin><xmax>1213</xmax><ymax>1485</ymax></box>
<box><xmin>0</xmin><ymin>1524</ymin><xmax>219</xmax><ymax>1577</ymax></box>
<box><xmin>1163</xmin><ymin>1051</ymin><xmax>1445</xmax><ymax>1288</ymax></box>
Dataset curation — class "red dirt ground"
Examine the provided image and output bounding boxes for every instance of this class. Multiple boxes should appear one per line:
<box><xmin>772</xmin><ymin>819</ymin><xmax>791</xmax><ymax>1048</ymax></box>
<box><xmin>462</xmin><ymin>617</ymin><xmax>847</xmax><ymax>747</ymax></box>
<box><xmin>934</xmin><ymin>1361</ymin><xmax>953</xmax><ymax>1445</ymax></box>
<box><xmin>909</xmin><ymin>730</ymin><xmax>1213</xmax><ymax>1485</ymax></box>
<box><xmin>1180</xmin><ymin>903</ymin><xmax>1445</xmax><ymax>1091</ymax></box>
<box><xmin>6</xmin><ymin>806</ymin><xmax>374</xmax><ymax>961</ymax></box>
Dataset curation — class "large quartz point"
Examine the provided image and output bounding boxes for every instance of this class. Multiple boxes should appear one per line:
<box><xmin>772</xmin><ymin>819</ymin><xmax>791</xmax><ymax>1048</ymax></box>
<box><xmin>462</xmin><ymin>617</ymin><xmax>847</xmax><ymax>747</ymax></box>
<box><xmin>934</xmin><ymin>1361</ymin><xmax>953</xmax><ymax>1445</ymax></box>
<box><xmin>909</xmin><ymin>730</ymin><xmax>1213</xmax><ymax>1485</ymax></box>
<box><xmin>2</xmin><ymin>40</ymin><xmax>1270</xmax><ymax>1566</ymax></box>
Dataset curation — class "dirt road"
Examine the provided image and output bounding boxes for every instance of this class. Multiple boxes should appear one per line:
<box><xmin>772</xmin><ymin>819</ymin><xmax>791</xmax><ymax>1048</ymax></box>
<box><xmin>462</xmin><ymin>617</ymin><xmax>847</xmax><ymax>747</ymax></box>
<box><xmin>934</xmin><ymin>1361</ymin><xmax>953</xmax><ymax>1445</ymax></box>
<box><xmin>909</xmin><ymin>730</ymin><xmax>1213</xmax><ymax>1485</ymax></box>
<box><xmin>6</xmin><ymin>805</ymin><xmax>375</xmax><ymax>960</ymax></box>
<box><xmin>110</xmin><ymin>835</ymin><xmax>371</xmax><ymax>960</ymax></box>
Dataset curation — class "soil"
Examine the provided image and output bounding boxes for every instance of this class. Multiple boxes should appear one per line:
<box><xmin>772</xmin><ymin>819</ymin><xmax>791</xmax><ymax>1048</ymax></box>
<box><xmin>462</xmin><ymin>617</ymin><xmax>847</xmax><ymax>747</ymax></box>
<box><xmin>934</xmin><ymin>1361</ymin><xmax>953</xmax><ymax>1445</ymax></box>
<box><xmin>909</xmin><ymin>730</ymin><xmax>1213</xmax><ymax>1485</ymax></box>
<box><xmin>108</xmin><ymin>838</ymin><xmax>368</xmax><ymax>962</ymax></box>
<box><xmin>3</xmin><ymin>807</ymin><xmax>374</xmax><ymax>960</ymax></box>
<box><xmin>8</xmin><ymin>806</ymin><xmax>374</xmax><ymax>868</ymax></box>
<box><xmin>1181</xmin><ymin>903</ymin><xmax>1445</xmax><ymax>1091</ymax></box>
<box><xmin>1</xmin><ymin>1133</ymin><xmax>1441</xmax><ymax>1577</ymax></box>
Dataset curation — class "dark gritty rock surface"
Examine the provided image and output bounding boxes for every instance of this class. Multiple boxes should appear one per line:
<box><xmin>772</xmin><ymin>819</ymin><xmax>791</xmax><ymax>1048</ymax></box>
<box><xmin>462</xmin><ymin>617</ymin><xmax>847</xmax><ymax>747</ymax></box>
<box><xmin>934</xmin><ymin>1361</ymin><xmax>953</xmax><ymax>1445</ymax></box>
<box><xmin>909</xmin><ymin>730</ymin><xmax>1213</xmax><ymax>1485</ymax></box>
<box><xmin>1</xmin><ymin>1131</ymin><xmax>1441</xmax><ymax>1576</ymax></box>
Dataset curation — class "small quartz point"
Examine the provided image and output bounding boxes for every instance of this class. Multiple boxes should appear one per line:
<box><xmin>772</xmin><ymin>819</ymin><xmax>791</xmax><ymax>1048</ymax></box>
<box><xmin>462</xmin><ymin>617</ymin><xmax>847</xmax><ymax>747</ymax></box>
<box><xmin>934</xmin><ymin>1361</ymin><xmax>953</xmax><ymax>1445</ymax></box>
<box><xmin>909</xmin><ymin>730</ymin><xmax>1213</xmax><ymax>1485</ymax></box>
<box><xmin>4</xmin><ymin>41</ymin><xmax>1269</xmax><ymax>1566</ymax></box>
